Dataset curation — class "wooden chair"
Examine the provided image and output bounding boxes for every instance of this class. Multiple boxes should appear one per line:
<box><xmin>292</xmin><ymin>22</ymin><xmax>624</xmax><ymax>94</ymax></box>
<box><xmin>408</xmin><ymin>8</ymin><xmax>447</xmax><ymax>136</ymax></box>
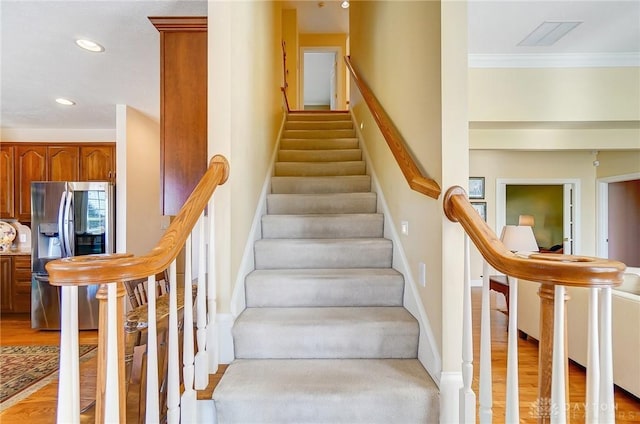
<box><xmin>123</xmin><ymin>270</ymin><xmax>186</xmax><ymax>423</ymax></box>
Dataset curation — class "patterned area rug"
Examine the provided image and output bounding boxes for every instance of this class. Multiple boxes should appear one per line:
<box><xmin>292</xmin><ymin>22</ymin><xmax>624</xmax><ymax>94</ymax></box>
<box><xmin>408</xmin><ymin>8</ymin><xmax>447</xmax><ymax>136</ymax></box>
<box><xmin>0</xmin><ymin>344</ymin><xmax>97</xmax><ymax>411</ymax></box>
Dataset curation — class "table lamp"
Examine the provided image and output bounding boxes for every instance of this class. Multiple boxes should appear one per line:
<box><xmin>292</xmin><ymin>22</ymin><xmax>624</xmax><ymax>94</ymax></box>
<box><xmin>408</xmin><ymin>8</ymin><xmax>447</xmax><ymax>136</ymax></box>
<box><xmin>500</xmin><ymin>225</ymin><xmax>539</xmax><ymax>254</ymax></box>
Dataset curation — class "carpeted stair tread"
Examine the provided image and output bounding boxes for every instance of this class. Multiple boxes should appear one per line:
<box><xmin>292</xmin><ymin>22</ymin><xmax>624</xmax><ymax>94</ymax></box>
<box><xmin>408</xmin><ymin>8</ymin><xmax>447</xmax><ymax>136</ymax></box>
<box><xmin>284</xmin><ymin>129</ymin><xmax>356</xmax><ymax>139</ymax></box>
<box><xmin>254</xmin><ymin>238</ymin><xmax>392</xmax><ymax>269</ymax></box>
<box><xmin>271</xmin><ymin>175</ymin><xmax>371</xmax><ymax>194</ymax></box>
<box><xmin>274</xmin><ymin>161</ymin><xmax>365</xmax><ymax>177</ymax></box>
<box><xmin>245</xmin><ymin>268</ymin><xmax>404</xmax><ymax>307</ymax></box>
<box><xmin>285</xmin><ymin>120</ymin><xmax>354</xmax><ymax>130</ymax></box>
<box><xmin>261</xmin><ymin>214</ymin><xmax>383</xmax><ymax>239</ymax></box>
<box><xmin>266</xmin><ymin>192</ymin><xmax>377</xmax><ymax>214</ymax></box>
<box><xmin>280</xmin><ymin>138</ymin><xmax>359</xmax><ymax>150</ymax></box>
<box><xmin>233</xmin><ymin>307</ymin><xmax>419</xmax><ymax>359</ymax></box>
<box><xmin>278</xmin><ymin>149</ymin><xmax>362</xmax><ymax>162</ymax></box>
<box><xmin>287</xmin><ymin>112</ymin><xmax>351</xmax><ymax>121</ymax></box>
<box><xmin>213</xmin><ymin>358</ymin><xmax>439</xmax><ymax>423</ymax></box>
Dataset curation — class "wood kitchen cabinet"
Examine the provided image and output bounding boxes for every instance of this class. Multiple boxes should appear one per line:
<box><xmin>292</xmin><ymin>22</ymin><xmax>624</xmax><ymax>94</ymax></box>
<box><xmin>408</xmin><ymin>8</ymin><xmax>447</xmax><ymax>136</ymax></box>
<box><xmin>0</xmin><ymin>142</ymin><xmax>115</xmax><ymax>221</ymax></box>
<box><xmin>15</xmin><ymin>145</ymin><xmax>47</xmax><ymax>222</ymax></box>
<box><xmin>0</xmin><ymin>256</ymin><xmax>12</xmax><ymax>312</ymax></box>
<box><xmin>49</xmin><ymin>145</ymin><xmax>79</xmax><ymax>181</ymax></box>
<box><xmin>80</xmin><ymin>145</ymin><xmax>115</xmax><ymax>182</ymax></box>
<box><xmin>0</xmin><ymin>255</ymin><xmax>31</xmax><ymax>314</ymax></box>
<box><xmin>151</xmin><ymin>16</ymin><xmax>207</xmax><ymax>216</ymax></box>
<box><xmin>0</xmin><ymin>145</ymin><xmax>15</xmax><ymax>218</ymax></box>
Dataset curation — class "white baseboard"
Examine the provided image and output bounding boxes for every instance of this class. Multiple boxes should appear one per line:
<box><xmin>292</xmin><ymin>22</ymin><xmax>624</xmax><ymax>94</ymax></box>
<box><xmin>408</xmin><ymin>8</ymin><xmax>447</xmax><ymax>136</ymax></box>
<box><xmin>439</xmin><ymin>371</ymin><xmax>463</xmax><ymax>424</ymax></box>
<box><xmin>197</xmin><ymin>399</ymin><xmax>216</xmax><ymax>423</ymax></box>
<box><xmin>217</xmin><ymin>313</ymin><xmax>235</xmax><ymax>364</ymax></box>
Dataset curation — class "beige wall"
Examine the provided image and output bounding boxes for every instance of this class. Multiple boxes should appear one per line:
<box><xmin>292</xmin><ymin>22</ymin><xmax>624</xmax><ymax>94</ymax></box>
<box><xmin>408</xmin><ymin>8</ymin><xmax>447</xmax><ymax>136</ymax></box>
<box><xmin>350</xmin><ymin>1</ymin><xmax>468</xmax><ymax>369</ymax></box>
<box><xmin>208</xmin><ymin>1</ymin><xmax>282</xmax><ymax>313</ymax></box>
<box><xmin>469</xmin><ymin>67</ymin><xmax>640</xmax><ymax>122</ymax></box>
<box><xmin>596</xmin><ymin>150</ymin><xmax>640</xmax><ymax>178</ymax></box>
<box><xmin>469</xmin><ymin>150</ymin><xmax>597</xmax><ymax>279</ymax></box>
<box><xmin>115</xmin><ymin>105</ymin><xmax>163</xmax><ymax>256</ymax></box>
<box><xmin>282</xmin><ymin>9</ymin><xmax>299</xmax><ymax>110</ymax></box>
<box><xmin>299</xmin><ymin>33</ymin><xmax>348</xmax><ymax>110</ymax></box>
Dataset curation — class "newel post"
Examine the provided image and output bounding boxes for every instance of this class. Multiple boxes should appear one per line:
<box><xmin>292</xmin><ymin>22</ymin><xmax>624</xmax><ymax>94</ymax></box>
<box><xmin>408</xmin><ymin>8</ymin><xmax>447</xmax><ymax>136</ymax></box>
<box><xmin>95</xmin><ymin>282</ymin><xmax>127</xmax><ymax>424</ymax></box>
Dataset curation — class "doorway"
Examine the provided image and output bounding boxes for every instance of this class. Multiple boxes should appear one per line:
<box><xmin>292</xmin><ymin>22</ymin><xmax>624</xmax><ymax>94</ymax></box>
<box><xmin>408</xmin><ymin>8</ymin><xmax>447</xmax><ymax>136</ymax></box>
<box><xmin>597</xmin><ymin>173</ymin><xmax>640</xmax><ymax>268</ymax></box>
<box><xmin>300</xmin><ymin>49</ymin><xmax>339</xmax><ymax>111</ymax></box>
<box><xmin>497</xmin><ymin>179</ymin><xmax>579</xmax><ymax>254</ymax></box>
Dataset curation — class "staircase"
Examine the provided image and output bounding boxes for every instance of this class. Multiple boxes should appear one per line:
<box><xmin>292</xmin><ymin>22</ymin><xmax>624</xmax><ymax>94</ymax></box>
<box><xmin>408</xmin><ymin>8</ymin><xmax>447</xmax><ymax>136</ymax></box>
<box><xmin>213</xmin><ymin>112</ymin><xmax>439</xmax><ymax>423</ymax></box>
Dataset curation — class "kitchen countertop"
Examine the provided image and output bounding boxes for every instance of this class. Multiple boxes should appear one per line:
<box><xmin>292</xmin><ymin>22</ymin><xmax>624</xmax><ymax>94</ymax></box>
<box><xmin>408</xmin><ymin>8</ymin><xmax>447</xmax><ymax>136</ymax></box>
<box><xmin>0</xmin><ymin>248</ymin><xmax>30</xmax><ymax>256</ymax></box>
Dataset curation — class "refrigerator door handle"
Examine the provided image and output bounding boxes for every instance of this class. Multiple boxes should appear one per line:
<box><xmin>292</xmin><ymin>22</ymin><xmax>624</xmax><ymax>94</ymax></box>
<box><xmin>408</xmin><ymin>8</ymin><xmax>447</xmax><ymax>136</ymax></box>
<box><xmin>63</xmin><ymin>190</ymin><xmax>74</xmax><ymax>257</ymax></box>
<box><xmin>57</xmin><ymin>191</ymin><xmax>68</xmax><ymax>257</ymax></box>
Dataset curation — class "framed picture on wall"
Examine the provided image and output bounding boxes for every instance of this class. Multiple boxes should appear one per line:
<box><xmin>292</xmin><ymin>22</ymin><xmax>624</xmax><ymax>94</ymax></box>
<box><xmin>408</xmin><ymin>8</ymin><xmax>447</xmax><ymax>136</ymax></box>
<box><xmin>471</xmin><ymin>202</ymin><xmax>487</xmax><ymax>221</ymax></box>
<box><xmin>469</xmin><ymin>177</ymin><xmax>485</xmax><ymax>199</ymax></box>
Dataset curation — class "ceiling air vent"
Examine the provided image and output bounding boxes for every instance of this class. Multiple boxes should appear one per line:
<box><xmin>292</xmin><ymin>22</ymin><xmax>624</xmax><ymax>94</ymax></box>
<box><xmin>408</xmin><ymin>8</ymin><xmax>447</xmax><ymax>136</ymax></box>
<box><xmin>518</xmin><ymin>21</ymin><xmax>582</xmax><ymax>46</ymax></box>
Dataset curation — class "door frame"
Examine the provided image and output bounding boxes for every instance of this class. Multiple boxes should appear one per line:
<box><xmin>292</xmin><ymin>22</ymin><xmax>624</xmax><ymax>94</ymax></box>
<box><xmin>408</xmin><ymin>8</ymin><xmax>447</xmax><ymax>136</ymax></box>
<box><xmin>596</xmin><ymin>172</ymin><xmax>640</xmax><ymax>262</ymax></box>
<box><xmin>300</xmin><ymin>47</ymin><xmax>342</xmax><ymax>110</ymax></box>
<box><xmin>496</xmin><ymin>178</ymin><xmax>581</xmax><ymax>254</ymax></box>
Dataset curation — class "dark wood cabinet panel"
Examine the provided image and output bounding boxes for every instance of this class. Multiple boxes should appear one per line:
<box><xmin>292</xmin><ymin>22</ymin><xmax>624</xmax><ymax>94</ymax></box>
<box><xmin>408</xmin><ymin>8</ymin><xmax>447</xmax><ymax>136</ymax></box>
<box><xmin>0</xmin><ymin>256</ymin><xmax>13</xmax><ymax>312</ymax></box>
<box><xmin>48</xmin><ymin>145</ymin><xmax>80</xmax><ymax>181</ymax></box>
<box><xmin>12</xmin><ymin>255</ymin><xmax>31</xmax><ymax>313</ymax></box>
<box><xmin>16</xmin><ymin>145</ymin><xmax>47</xmax><ymax>222</ymax></box>
<box><xmin>151</xmin><ymin>17</ymin><xmax>207</xmax><ymax>216</ymax></box>
<box><xmin>80</xmin><ymin>145</ymin><xmax>115</xmax><ymax>182</ymax></box>
<box><xmin>0</xmin><ymin>145</ymin><xmax>15</xmax><ymax>219</ymax></box>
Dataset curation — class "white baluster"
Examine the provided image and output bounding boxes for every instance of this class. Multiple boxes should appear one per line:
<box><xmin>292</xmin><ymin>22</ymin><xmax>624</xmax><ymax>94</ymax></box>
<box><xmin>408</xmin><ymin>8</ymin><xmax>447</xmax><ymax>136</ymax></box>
<box><xmin>182</xmin><ymin>234</ymin><xmax>197</xmax><ymax>423</ymax></box>
<box><xmin>599</xmin><ymin>287</ymin><xmax>615</xmax><ymax>423</ymax></box>
<box><xmin>586</xmin><ymin>288</ymin><xmax>600</xmax><ymax>423</ymax></box>
<box><xmin>195</xmin><ymin>214</ymin><xmax>209</xmax><ymax>389</ymax></box>
<box><xmin>145</xmin><ymin>274</ymin><xmax>160</xmax><ymax>423</ymax></box>
<box><xmin>104</xmin><ymin>283</ymin><xmax>120</xmax><ymax>423</ymax></box>
<box><xmin>206</xmin><ymin>199</ymin><xmax>219</xmax><ymax>373</ymax></box>
<box><xmin>459</xmin><ymin>236</ymin><xmax>476</xmax><ymax>423</ymax></box>
<box><xmin>505</xmin><ymin>275</ymin><xmax>519</xmax><ymax>423</ymax></box>
<box><xmin>167</xmin><ymin>261</ymin><xmax>180</xmax><ymax>423</ymax></box>
<box><xmin>550</xmin><ymin>285</ymin><xmax>567</xmax><ymax>424</ymax></box>
<box><xmin>479</xmin><ymin>261</ymin><xmax>493</xmax><ymax>423</ymax></box>
<box><xmin>57</xmin><ymin>285</ymin><xmax>80</xmax><ymax>424</ymax></box>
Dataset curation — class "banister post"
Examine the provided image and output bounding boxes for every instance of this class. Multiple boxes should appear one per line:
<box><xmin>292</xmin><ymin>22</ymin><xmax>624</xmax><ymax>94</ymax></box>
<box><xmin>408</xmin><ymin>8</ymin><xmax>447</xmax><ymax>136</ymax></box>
<box><xmin>95</xmin><ymin>282</ymin><xmax>127</xmax><ymax>424</ymax></box>
<box><xmin>537</xmin><ymin>283</ymin><xmax>570</xmax><ymax>423</ymax></box>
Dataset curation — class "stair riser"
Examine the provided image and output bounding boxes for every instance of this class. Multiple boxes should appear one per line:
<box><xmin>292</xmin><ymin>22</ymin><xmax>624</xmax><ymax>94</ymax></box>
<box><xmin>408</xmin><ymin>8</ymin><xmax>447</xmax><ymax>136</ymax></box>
<box><xmin>283</xmin><ymin>129</ymin><xmax>356</xmax><ymax>139</ymax></box>
<box><xmin>285</xmin><ymin>121</ymin><xmax>353</xmax><ymax>130</ymax></box>
<box><xmin>262</xmin><ymin>214</ymin><xmax>383</xmax><ymax>239</ymax></box>
<box><xmin>278</xmin><ymin>149</ymin><xmax>362</xmax><ymax>162</ymax></box>
<box><xmin>267</xmin><ymin>193</ymin><xmax>377</xmax><ymax>214</ymax></box>
<box><xmin>233</xmin><ymin>308</ymin><xmax>418</xmax><ymax>359</ymax></box>
<box><xmin>254</xmin><ymin>239</ymin><xmax>392</xmax><ymax>269</ymax></box>
<box><xmin>280</xmin><ymin>139</ymin><xmax>358</xmax><ymax>150</ymax></box>
<box><xmin>274</xmin><ymin>161</ymin><xmax>365</xmax><ymax>177</ymax></box>
<box><xmin>271</xmin><ymin>176</ymin><xmax>371</xmax><ymax>194</ymax></box>
<box><xmin>287</xmin><ymin>113</ymin><xmax>351</xmax><ymax>121</ymax></box>
<box><xmin>245</xmin><ymin>272</ymin><xmax>403</xmax><ymax>307</ymax></box>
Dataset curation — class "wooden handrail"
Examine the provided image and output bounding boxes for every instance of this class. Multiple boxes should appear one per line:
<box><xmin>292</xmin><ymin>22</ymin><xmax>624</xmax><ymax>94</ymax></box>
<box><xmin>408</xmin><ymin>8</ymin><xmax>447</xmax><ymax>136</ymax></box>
<box><xmin>443</xmin><ymin>186</ymin><xmax>625</xmax><ymax>287</ymax></box>
<box><xmin>46</xmin><ymin>155</ymin><xmax>230</xmax><ymax>286</ymax></box>
<box><xmin>344</xmin><ymin>56</ymin><xmax>441</xmax><ymax>199</ymax></box>
<box><xmin>281</xmin><ymin>87</ymin><xmax>290</xmax><ymax>113</ymax></box>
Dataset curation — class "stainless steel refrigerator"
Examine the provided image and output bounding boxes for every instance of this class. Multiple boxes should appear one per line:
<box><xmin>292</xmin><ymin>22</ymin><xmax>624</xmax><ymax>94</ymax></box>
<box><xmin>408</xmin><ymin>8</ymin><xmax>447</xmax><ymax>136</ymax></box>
<box><xmin>31</xmin><ymin>181</ymin><xmax>114</xmax><ymax>330</ymax></box>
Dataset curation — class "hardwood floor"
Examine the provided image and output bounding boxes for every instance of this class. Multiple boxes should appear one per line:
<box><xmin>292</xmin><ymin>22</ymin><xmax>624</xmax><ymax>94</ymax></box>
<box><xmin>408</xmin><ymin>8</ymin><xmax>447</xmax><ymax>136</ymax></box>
<box><xmin>1</xmin><ymin>291</ymin><xmax>638</xmax><ymax>423</ymax></box>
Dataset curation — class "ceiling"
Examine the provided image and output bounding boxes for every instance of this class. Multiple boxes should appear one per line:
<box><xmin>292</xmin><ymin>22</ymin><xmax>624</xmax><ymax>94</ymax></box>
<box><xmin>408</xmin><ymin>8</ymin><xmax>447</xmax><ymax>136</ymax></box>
<box><xmin>1</xmin><ymin>1</ymin><xmax>638</xmax><ymax>133</ymax></box>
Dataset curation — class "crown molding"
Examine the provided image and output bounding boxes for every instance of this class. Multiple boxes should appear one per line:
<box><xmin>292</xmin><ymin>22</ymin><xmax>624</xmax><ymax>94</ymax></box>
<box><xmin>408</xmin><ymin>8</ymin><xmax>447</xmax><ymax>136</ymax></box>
<box><xmin>469</xmin><ymin>52</ymin><xmax>640</xmax><ymax>68</ymax></box>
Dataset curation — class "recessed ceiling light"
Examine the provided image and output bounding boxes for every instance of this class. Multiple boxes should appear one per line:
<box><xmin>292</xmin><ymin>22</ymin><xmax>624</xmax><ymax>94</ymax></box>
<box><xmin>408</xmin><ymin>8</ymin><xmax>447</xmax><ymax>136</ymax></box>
<box><xmin>75</xmin><ymin>38</ymin><xmax>105</xmax><ymax>52</ymax></box>
<box><xmin>341</xmin><ymin>1</ymin><xmax>350</xmax><ymax>9</ymax></box>
<box><xmin>55</xmin><ymin>98</ymin><xmax>76</xmax><ymax>106</ymax></box>
<box><xmin>518</xmin><ymin>21</ymin><xmax>582</xmax><ymax>47</ymax></box>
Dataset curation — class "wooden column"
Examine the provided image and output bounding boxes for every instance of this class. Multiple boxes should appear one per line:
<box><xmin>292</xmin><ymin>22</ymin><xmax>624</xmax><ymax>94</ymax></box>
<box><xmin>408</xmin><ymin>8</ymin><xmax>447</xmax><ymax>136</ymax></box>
<box><xmin>537</xmin><ymin>283</ymin><xmax>570</xmax><ymax>423</ymax></box>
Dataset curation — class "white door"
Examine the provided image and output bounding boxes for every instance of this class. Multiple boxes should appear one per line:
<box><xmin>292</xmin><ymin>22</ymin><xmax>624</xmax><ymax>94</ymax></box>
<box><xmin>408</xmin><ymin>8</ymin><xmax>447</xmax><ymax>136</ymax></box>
<box><xmin>329</xmin><ymin>53</ymin><xmax>337</xmax><ymax>110</ymax></box>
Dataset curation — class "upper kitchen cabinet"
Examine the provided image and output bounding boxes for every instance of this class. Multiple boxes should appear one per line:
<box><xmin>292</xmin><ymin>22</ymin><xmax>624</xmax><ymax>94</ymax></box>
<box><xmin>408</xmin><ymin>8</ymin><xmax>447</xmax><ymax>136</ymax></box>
<box><xmin>80</xmin><ymin>145</ymin><xmax>115</xmax><ymax>182</ymax></box>
<box><xmin>0</xmin><ymin>145</ymin><xmax>15</xmax><ymax>218</ymax></box>
<box><xmin>150</xmin><ymin>16</ymin><xmax>207</xmax><ymax>216</ymax></box>
<box><xmin>49</xmin><ymin>145</ymin><xmax>79</xmax><ymax>181</ymax></box>
<box><xmin>15</xmin><ymin>145</ymin><xmax>47</xmax><ymax>221</ymax></box>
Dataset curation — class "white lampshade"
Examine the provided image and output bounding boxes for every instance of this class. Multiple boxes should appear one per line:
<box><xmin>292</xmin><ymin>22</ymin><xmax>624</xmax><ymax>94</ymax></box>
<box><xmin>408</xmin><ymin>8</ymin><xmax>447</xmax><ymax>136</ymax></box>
<box><xmin>500</xmin><ymin>225</ymin><xmax>539</xmax><ymax>253</ymax></box>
